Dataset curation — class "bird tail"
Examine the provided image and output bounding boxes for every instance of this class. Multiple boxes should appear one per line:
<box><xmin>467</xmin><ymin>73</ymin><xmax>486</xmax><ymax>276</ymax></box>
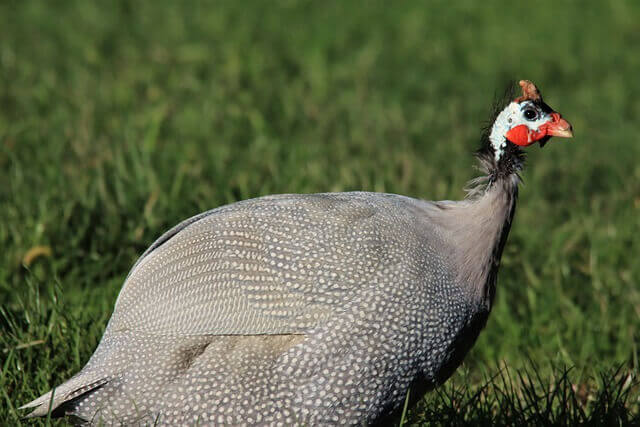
<box><xmin>18</xmin><ymin>331</ymin><xmax>212</xmax><ymax>423</ymax></box>
<box><xmin>19</xmin><ymin>372</ymin><xmax>110</xmax><ymax>418</ymax></box>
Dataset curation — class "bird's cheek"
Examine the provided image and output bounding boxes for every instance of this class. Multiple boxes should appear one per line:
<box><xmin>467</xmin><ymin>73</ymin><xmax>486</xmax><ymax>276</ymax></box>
<box><xmin>505</xmin><ymin>124</ymin><xmax>541</xmax><ymax>146</ymax></box>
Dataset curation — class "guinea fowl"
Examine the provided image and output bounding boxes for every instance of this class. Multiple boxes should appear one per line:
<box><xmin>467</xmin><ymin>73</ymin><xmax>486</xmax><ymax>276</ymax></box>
<box><xmin>21</xmin><ymin>80</ymin><xmax>572</xmax><ymax>425</ymax></box>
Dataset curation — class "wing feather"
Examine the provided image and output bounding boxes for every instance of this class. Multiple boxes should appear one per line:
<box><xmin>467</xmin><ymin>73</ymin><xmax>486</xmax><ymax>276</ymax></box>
<box><xmin>107</xmin><ymin>192</ymin><xmax>433</xmax><ymax>336</ymax></box>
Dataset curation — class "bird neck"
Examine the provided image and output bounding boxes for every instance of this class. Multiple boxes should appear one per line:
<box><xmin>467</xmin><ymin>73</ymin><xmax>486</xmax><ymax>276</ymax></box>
<box><xmin>472</xmin><ymin>173</ymin><xmax>519</xmax><ymax>309</ymax></box>
<box><xmin>477</xmin><ymin>136</ymin><xmax>526</xmax><ymax>182</ymax></box>
<box><xmin>447</xmin><ymin>153</ymin><xmax>521</xmax><ymax>310</ymax></box>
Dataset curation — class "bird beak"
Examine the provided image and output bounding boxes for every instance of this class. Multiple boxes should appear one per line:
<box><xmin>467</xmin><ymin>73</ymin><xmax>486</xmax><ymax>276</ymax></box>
<box><xmin>545</xmin><ymin>112</ymin><xmax>573</xmax><ymax>138</ymax></box>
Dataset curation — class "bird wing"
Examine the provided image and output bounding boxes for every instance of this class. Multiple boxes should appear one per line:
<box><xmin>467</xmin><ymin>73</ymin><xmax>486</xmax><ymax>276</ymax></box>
<box><xmin>106</xmin><ymin>192</ymin><xmax>431</xmax><ymax>336</ymax></box>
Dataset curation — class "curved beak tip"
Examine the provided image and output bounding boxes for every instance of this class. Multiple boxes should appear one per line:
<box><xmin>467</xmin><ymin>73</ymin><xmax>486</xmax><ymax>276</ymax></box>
<box><xmin>548</xmin><ymin>117</ymin><xmax>573</xmax><ymax>139</ymax></box>
<box><xmin>551</xmin><ymin>127</ymin><xmax>573</xmax><ymax>138</ymax></box>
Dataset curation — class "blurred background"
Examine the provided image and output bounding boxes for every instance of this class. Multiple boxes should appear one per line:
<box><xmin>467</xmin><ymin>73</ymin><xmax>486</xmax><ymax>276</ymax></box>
<box><xmin>1</xmin><ymin>1</ymin><xmax>638</xmax><ymax>424</ymax></box>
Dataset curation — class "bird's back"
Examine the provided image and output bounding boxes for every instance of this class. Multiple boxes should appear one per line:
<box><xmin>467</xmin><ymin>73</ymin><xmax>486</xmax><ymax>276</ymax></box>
<box><xmin>108</xmin><ymin>191</ymin><xmax>455</xmax><ymax>337</ymax></box>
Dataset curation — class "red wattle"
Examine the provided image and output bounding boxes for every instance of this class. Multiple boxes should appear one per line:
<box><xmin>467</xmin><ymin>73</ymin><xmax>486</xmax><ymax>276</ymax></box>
<box><xmin>506</xmin><ymin>124</ymin><xmax>549</xmax><ymax>146</ymax></box>
<box><xmin>505</xmin><ymin>125</ymin><xmax>533</xmax><ymax>146</ymax></box>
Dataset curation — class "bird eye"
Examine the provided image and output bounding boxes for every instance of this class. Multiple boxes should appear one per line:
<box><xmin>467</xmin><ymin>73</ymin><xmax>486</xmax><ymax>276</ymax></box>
<box><xmin>523</xmin><ymin>109</ymin><xmax>538</xmax><ymax>121</ymax></box>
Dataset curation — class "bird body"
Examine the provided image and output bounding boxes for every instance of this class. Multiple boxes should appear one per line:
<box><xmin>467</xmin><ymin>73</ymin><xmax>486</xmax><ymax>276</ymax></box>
<box><xmin>21</xmin><ymin>80</ymin><xmax>573</xmax><ymax>425</ymax></box>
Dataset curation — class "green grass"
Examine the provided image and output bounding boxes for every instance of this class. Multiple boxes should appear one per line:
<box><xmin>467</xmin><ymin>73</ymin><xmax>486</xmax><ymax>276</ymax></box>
<box><xmin>1</xmin><ymin>1</ymin><xmax>639</xmax><ymax>425</ymax></box>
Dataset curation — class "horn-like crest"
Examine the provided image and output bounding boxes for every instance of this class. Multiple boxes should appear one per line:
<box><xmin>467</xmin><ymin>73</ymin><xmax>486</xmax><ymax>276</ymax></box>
<box><xmin>514</xmin><ymin>80</ymin><xmax>542</xmax><ymax>103</ymax></box>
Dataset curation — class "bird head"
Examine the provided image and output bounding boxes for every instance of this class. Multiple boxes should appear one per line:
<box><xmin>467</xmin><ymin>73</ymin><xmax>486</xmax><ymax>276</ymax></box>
<box><xmin>490</xmin><ymin>80</ymin><xmax>573</xmax><ymax>159</ymax></box>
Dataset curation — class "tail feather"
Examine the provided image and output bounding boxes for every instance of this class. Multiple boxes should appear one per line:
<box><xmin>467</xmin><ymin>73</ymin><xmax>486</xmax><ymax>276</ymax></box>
<box><xmin>20</xmin><ymin>374</ymin><xmax>109</xmax><ymax>418</ymax></box>
<box><xmin>19</xmin><ymin>332</ymin><xmax>211</xmax><ymax>423</ymax></box>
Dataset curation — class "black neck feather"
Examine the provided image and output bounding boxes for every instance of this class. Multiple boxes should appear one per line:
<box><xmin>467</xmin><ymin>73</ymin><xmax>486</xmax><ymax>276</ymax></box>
<box><xmin>475</xmin><ymin>139</ymin><xmax>526</xmax><ymax>182</ymax></box>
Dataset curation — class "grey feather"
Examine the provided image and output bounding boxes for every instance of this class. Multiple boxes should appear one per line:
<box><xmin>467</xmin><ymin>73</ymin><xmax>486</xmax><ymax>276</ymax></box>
<box><xmin>110</xmin><ymin>192</ymin><xmax>449</xmax><ymax>337</ymax></box>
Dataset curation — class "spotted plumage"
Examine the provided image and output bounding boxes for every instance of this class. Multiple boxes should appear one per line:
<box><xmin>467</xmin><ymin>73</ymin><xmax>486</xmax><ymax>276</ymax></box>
<box><xmin>20</xmin><ymin>80</ymin><xmax>572</xmax><ymax>425</ymax></box>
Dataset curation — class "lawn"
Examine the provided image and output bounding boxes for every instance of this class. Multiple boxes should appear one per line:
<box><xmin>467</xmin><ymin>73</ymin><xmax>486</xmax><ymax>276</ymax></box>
<box><xmin>1</xmin><ymin>1</ymin><xmax>639</xmax><ymax>425</ymax></box>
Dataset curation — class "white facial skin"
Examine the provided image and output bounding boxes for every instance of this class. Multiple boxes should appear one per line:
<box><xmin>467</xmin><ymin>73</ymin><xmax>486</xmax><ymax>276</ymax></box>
<box><xmin>489</xmin><ymin>101</ymin><xmax>551</xmax><ymax>161</ymax></box>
